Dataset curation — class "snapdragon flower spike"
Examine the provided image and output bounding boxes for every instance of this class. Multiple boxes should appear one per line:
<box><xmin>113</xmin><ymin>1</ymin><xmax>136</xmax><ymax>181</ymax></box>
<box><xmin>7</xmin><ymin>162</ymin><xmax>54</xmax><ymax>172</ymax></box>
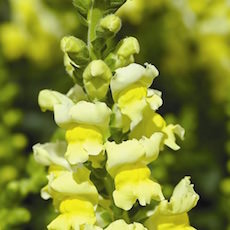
<box><xmin>105</xmin><ymin>133</ymin><xmax>165</xmax><ymax>210</ymax></box>
<box><xmin>33</xmin><ymin>0</ymin><xmax>199</xmax><ymax>228</ymax></box>
<box><xmin>145</xmin><ymin>177</ymin><xmax>199</xmax><ymax>230</ymax></box>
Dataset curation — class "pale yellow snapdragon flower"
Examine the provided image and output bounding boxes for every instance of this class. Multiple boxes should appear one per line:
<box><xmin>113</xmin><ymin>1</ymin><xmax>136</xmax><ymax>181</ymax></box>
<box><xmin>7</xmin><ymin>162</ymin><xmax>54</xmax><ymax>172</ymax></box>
<box><xmin>110</xmin><ymin>63</ymin><xmax>160</xmax><ymax>129</ymax></box>
<box><xmin>33</xmin><ymin>141</ymin><xmax>99</xmax><ymax>229</ymax></box>
<box><xmin>38</xmin><ymin>87</ymin><xmax>111</xmax><ymax>167</ymax></box>
<box><xmin>110</xmin><ymin>63</ymin><xmax>184</xmax><ymax>150</ymax></box>
<box><xmin>145</xmin><ymin>177</ymin><xmax>199</xmax><ymax>230</ymax></box>
<box><xmin>105</xmin><ymin>133</ymin><xmax>164</xmax><ymax>210</ymax></box>
<box><xmin>47</xmin><ymin>199</ymin><xmax>100</xmax><ymax>230</ymax></box>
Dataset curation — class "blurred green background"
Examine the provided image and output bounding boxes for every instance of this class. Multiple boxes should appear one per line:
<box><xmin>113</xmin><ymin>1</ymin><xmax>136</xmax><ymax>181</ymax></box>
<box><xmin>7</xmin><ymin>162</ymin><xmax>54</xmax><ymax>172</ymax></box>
<box><xmin>0</xmin><ymin>0</ymin><xmax>230</xmax><ymax>229</ymax></box>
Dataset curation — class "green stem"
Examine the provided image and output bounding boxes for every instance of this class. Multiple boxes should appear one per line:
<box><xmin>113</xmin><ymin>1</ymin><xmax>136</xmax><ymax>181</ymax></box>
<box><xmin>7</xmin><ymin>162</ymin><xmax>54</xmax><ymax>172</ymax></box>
<box><xmin>87</xmin><ymin>0</ymin><xmax>103</xmax><ymax>60</ymax></box>
<box><xmin>87</xmin><ymin>0</ymin><xmax>94</xmax><ymax>58</ymax></box>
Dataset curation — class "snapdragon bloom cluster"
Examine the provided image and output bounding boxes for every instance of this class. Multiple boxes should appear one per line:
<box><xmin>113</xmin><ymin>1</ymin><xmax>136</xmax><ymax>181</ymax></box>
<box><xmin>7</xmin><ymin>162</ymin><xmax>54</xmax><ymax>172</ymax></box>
<box><xmin>33</xmin><ymin>1</ymin><xmax>199</xmax><ymax>229</ymax></box>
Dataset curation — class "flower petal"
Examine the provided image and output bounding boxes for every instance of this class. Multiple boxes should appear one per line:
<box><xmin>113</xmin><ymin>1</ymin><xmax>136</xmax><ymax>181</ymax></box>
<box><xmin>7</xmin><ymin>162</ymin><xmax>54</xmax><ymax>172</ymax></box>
<box><xmin>38</xmin><ymin>89</ymin><xmax>73</xmax><ymax>112</ymax></box>
<box><xmin>163</xmin><ymin>125</ymin><xmax>185</xmax><ymax>151</ymax></box>
<box><xmin>111</xmin><ymin>63</ymin><xmax>159</xmax><ymax>102</ymax></box>
<box><xmin>146</xmin><ymin>89</ymin><xmax>163</xmax><ymax>111</ymax></box>
<box><xmin>129</xmin><ymin>108</ymin><xmax>184</xmax><ymax>151</ymax></box>
<box><xmin>105</xmin><ymin>139</ymin><xmax>144</xmax><ymax>177</ymax></box>
<box><xmin>65</xmin><ymin>125</ymin><xmax>104</xmax><ymax>165</ymax></box>
<box><xmin>48</xmin><ymin>199</ymin><xmax>97</xmax><ymax>230</ymax></box>
<box><xmin>139</xmin><ymin>133</ymin><xmax>164</xmax><ymax>164</ymax></box>
<box><xmin>159</xmin><ymin>177</ymin><xmax>199</xmax><ymax>215</ymax></box>
<box><xmin>145</xmin><ymin>211</ymin><xmax>196</xmax><ymax>230</ymax></box>
<box><xmin>113</xmin><ymin>166</ymin><xmax>164</xmax><ymax>210</ymax></box>
<box><xmin>106</xmin><ymin>133</ymin><xmax>163</xmax><ymax>177</ymax></box>
<box><xmin>33</xmin><ymin>141</ymin><xmax>70</xmax><ymax>170</ymax></box>
<box><xmin>42</xmin><ymin>167</ymin><xmax>98</xmax><ymax>207</ymax></box>
<box><xmin>69</xmin><ymin>101</ymin><xmax>111</xmax><ymax>138</ymax></box>
<box><xmin>54</xmin><ymin>101</ymin><xmax>111</xmax><ymax>136</ymax></box>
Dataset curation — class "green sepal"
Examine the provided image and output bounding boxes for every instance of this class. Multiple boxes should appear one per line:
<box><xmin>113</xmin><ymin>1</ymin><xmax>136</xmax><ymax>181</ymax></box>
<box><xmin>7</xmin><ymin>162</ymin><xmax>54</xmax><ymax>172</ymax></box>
<box><xmin>129</xmin><ymin>200</ymin><xmax>159</xmax><ymax>223</ymax></box>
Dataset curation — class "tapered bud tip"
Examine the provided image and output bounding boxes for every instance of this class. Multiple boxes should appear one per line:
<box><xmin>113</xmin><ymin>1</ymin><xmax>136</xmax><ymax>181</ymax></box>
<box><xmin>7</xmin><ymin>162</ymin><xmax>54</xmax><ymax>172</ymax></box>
<box><xmin>84</xmin><ymin>60</ymin><xmax>112</xmax><ymax>80</ymax></box>
<box><xmin>61</xmin><ymin>36</ymin><xmax>86</xmax><ymax>53</ymax></box>
<box><xmin>100</xmin><ymin>14</ymin><xmax>122</xmax><ymax>33</ymax></box>
<box><xmin>117</xmin><ymin>37</ymin><xmax>140</xmax><ymax>58</ymax></box>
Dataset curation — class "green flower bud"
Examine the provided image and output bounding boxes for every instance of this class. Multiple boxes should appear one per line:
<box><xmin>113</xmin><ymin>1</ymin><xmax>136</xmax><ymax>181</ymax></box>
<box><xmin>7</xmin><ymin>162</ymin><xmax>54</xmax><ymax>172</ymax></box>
<box><xmin>83</xmin><ymin>60</ymin><xmax>112</xmax><ymax>100</ymax></box>
<box><xmin>117</xmin><ymin>37</ymin><xmax>140</xmax><ymax>58</ymax></box>
<box><xmin>100</xmin><ymin>14</ymin><xmax>121</xmax><ymax>34</ymax></box>
<box><xmin>105</xmin><ymin>37</ymin><xmax>140</xmax><ymax>70</ymax></box>
<box><xmin>61</xmin><ymin>36</ymin><xmax>89</xmax><ymax>66</ymax></box>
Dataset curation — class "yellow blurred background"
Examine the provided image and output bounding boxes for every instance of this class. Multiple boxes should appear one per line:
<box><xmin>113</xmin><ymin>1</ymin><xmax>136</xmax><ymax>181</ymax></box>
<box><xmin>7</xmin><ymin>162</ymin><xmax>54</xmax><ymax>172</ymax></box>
<box><xmin>0</xmin><ymin>0</ymin><xmax>230</xmax><ymax>229</ymax></box>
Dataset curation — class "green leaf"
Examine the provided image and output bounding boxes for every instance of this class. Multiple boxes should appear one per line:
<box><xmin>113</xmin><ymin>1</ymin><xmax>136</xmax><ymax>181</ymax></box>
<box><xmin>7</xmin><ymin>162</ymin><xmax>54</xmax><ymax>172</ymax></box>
<box><xmin>73</xmin><ymin>0</ymin><xmax>92</xmax><ymax>16</ymax></box>
<box><xmin>105</xmin><ymin>0</ymin><xmax>127</xmax><ymax>14</ymax></box>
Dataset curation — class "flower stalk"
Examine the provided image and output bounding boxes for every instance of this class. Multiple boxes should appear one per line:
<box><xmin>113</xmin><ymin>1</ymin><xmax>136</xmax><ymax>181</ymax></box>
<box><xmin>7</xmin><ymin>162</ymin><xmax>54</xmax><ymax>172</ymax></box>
<box><xmin>33</xmin><ymin>0</ymin><xmax>199</xmax><ymax>229</ymax></box>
